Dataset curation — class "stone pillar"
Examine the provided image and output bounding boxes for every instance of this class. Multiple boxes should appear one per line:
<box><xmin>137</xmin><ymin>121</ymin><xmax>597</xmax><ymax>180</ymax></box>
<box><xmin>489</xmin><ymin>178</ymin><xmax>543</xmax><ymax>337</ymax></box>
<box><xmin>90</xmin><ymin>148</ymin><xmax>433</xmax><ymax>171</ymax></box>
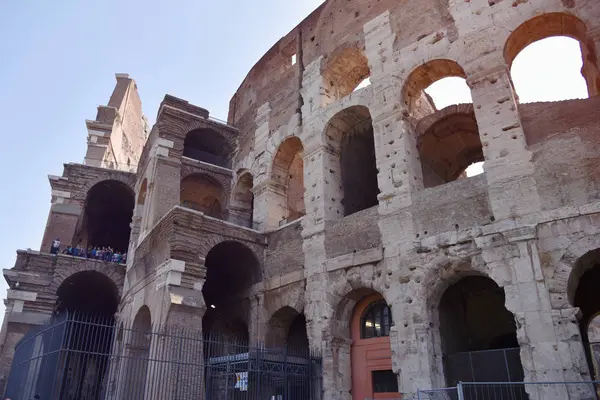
<box><xmin>144</xmin><ymin>139</ymin><xmax>180</xmax><ymax>232</ymax></box>
<box><xmin>585</xmin><ymin>27</ymin><xmax>600</xmax><ymax>96</ymax></box>
<box><xmin>146</xmin><ymin>258</ymin><xmax>206</xmax><ymax>400</ymax></box>
<box><xmin>493</xmin><ymin>228</ymin><xmax>591</xmax><ymax>389</ymax></box>
<box><xmin>252</xmin><ymin>180</ymin><xmax>287</xmax><ymax>230</ymax></box>
<box><xmin>41</xmin><ymin>181</ymin><xmax>82</xmax><ymax>253</ymax></box>
<box><xmin>467</xmin><ymin>63</ymin><xmax>541</xmax><ymax>220</ymax></box>
<box><xmin>0</xmin><ymin>290</ymin><xmax>48</xmax><ymax>394</ymax></box>
<box><xmin>248</xmin><ymin>292</ymin><xmax>266</xmax><ymax>344</ymax></box>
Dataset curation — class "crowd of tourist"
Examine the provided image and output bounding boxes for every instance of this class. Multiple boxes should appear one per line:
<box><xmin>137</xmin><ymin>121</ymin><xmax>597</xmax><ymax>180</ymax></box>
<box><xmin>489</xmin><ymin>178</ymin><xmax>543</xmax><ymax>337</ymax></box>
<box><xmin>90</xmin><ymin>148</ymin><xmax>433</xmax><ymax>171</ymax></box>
<box><xmin>50</xmin><ymin>239</ymin><xmax>127</xmax><ymax>264</ymax></box>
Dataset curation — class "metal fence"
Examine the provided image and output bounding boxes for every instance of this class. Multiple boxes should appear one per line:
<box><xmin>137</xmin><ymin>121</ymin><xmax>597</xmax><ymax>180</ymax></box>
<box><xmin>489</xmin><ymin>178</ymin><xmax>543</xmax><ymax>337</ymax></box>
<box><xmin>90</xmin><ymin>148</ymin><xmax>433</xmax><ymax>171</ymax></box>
<box><xmin>445</xmin><ymin>348</ymin><xmax>524</xmax><ymax>386</ymax></box>
<box><xmin>4</xmin><ymin>312</ymin><xmax>322</xmax><ymax>400</ymax></box>
<box><xmin>418</xmin><ymin>382</ymin><xmax>600</xmax><ymax>400</ymax></box>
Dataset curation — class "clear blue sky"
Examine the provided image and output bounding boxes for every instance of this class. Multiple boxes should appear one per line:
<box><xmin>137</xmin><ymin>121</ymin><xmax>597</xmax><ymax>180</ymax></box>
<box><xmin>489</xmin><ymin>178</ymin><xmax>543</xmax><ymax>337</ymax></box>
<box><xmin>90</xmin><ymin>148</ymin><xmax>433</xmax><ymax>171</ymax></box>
<box><xmin>0</xmin><ymin>1</ymin><xmax>587</xmax><ymax>322</ymax></box>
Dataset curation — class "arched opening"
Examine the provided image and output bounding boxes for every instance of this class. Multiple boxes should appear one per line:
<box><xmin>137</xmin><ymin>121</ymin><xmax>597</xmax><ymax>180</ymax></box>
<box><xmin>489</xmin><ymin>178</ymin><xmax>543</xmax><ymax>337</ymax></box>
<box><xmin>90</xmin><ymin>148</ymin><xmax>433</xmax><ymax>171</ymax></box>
<box><xmin>183</xmin><ymin>128</ymin><xmax>233</xmax><ymax>168</ymax></box>
<box><xmin>137</xmin><ymin>179</ymin><xmax>148</xmax><ymax>205</ymax></box>
<box><xmin>402</xmin><ymin>59</ymin><xmax>470</xmax><ymax>122</ymax></box>
<box><xmin>56</xmin><ymin>271</ymin><xmax>119</xmax><ymax>316</ymax></box>
<box><xmin>232</xmin><ymin>172</ymin><xmax>254</xmax><ymax>228</ymax></box>
<box><xmin>180</xmin><ymin>174</ymin><xmax>225</xmax><ymax>219</ymax></box>
<box><xmin>570</xmin><ymin>248</ymin><xmax>600</xmax><ymax>379</ymax></box>
<box><xmin>416</xmin><ymin>106</ymin><xmax>484</xmax><ymax>188</ymax></box>
<box><xmin>322</xmin><ymin>47</ymin><xmax>370</xmax><ymax>104</ymax></box>
<box><xmin>79</xmin><ymin>180</ymin><xmax>135</xmax><ymax>254</ymax></box>
<box><xmin>265</xmin><ymin>307</ymin><xmax>309</xmax><ymax>352</ymax></box>
<box><xmin>350</xmin><ymin>293</ymin><xmax>399</xmax><ymax>400</ymax></box>
<box><xmin>325</xmin><ymin>106</ymin><xmax>379</xmax><ymax>217</ymax></box>
<box><xmin>202</xmin><ymin>241</ymin><xmax>260</xmax><ymax>345</ymax></box>
<box><xmin>271</xmin><ymin>137</ymin><xmax>305</xmax><ymax>225</ymax></box>
<box><xmin>438</xmin><ymin>276</ymin><xmax>524</xmax><ymax>387</ymax></box>
<box><xmin>122</xmin><ymin>306</ymin><xmax>152</xmax><ymax>398</ymax></box>
<box><xmin>505</xmin><ymin>13</ymin><xmax>599</xmax><ymax>101</ymax></box>
<box><xmin>55</xmin><ymin>271</ymin><xmax>119</xmax><ymax>399</ymax></box>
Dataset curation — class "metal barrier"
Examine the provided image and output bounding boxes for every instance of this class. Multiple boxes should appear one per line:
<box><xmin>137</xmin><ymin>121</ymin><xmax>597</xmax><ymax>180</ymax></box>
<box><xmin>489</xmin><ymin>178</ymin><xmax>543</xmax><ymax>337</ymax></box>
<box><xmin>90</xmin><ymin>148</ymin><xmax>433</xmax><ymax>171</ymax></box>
<box><xmin>445</xmin><ymin>348</ymin><xmax>524</xmax><ymax>386</ymax></box>
<box><xmin>419</xmin><ymin>382</ymin><xmax>600</xmax><ymax>400</ymax></box>
<box><xmin>417</xmin><ymin>387</ymin><xmax>459</xmax><ymax>400</ymax></box>
<box><xmin>4</xmin><ymin>312</ymin><xmax>322</xmax><ymax>400</ymax></box>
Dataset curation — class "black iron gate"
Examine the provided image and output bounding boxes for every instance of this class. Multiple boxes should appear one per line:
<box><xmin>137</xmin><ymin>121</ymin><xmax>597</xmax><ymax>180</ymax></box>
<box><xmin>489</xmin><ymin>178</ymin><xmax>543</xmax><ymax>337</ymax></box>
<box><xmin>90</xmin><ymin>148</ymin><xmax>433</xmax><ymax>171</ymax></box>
<box><xmin>4</xmin><ymin>312</ymin><xmax>322</xmax><ymax>400</ymax></box>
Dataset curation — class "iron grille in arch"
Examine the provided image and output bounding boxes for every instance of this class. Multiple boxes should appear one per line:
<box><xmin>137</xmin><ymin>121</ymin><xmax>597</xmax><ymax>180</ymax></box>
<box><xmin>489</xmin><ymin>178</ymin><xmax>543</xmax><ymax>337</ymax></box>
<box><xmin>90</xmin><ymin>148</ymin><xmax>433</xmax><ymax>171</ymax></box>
<box><xmin>4</xmin><ymin>312</ymin><xmax>322</xmax><ymax>400</ymax></box>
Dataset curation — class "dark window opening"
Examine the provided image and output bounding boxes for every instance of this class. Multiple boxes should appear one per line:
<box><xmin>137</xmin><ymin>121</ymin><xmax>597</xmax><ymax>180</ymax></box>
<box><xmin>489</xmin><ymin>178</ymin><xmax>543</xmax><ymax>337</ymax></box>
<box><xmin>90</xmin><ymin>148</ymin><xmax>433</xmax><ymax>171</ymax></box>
<box><xmin>372</xmin><ymin>370</ymin><xmax>398</xmax><ymax>393</ymax></box>
<box><xmin>360</xmin><ymin>300</ymin><xmax>392</xmax><ymax>339</ymax></box>
<box><xmin>183</xmin><ymin>128</ymin><xmax>232</xmax><ymax>168</ymax></box>
<box><xmin>82</xmin><ymin>180</ymin><xmax>134</xmax><ymax>253</ymax></box>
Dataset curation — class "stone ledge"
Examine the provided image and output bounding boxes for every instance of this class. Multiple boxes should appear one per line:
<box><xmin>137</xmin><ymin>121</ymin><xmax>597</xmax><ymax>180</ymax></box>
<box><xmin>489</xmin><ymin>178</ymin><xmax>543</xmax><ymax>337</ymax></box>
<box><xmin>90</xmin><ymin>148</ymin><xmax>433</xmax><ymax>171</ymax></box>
<box><xmin>326</xmin><ymin>247</ymin><xmax>383</xmax><ymax>272</ymax></box>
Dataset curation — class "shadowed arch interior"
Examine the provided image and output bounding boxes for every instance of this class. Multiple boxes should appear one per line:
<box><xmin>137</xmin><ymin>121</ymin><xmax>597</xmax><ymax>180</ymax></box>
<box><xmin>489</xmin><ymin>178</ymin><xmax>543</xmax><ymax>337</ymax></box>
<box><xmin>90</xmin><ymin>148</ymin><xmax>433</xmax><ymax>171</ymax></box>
<box><xmin>180</xmin><ymin>174</ymin><xmax>225</xmax><ymax>219</ymax></box>
<box><xmin>325</xmin><ymin>105</ymin><xmax>378</xmax><ymax>217</ymax></box>
<box><xmin>232</xmin><ymin>172</ymin><xmax>254</xmax><ymax>228</ymax></box>
<box><xmin>202</xmin><ymin>241</ymin><xmax>261</xmax><ymax>308</ymax></box>
<box><xmin>271</xmin><ymin>137</ymin><xmax>305</xmax><ymax>222</ymax></box>
<box><xmin>570</xmin><ymin>249</ymin><xmax>600</xmax><ymax>379</ymax></box>
<box><xmin>265</xmin><ymin>307</ymin><xmax>309</xmax><ymax>351</ymax></box>
<box><xmin>56</xmin><ymin>271</ymin><xmax>120</xmax><ymax>316</ymax></box>
<box><xmin>322</xmin><ymin>47</ymin><xmax>370</xmax><ymax>103</ymax></box>
<box><xmin>82</xmin><ymin>180</ymin><xmax>135</xmax><ymax>253</ymax></box>
<box><xmin>417</xmin><ymin>107</ymin><xmax>484</xmax><ymax>188</ymax></box>
<box><xmin>183</xmin><ymin>128</ymin><xmax>233</xmax><ymax>168</ymax></box>
<box><xmin>438</xmin><ymin>276</ymin><xmax>523</xmax><ymax>386</ymax></box>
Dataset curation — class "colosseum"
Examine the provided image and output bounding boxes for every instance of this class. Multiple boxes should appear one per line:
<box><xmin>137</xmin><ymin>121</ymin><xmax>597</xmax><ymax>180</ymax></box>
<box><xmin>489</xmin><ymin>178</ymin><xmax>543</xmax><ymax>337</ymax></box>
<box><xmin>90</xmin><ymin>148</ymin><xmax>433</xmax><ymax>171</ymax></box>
<box><xmin>2</xmin><ymin>0</ymin><xmax>600</xmax><ymax>399</ymax></box>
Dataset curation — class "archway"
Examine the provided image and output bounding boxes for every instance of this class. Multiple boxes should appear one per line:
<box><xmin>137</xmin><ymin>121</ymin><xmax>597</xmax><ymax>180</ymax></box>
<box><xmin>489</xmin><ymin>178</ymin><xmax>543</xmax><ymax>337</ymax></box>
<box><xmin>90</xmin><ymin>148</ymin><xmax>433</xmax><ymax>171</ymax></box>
<box><xmin>232</xmin><ymin>171</ymin><xmax>254</xmax><ymax>228</ymax></box>
<box><xmin>505</xmin><ymin>13</ymin><xmax>599</xmax><ymax>100</ymax></box>
<box><xmin>202</xmin><ymin>241</ymin><xmax>260</xmax><ymax>343</ymax></box>
<box><xmin>350</xmin><ymin>293</ymin><xmax>399</xmax><ymax>400</ymax></box>
<box><xmin>79</xmin><ymin>180</ymin><xmax>135</xmax><ymax>253</ymax></box>
<box><xmin>55</xmin><ymin>271</ymin><xmax>120</xmax><ymax>399</ymax></box>
<box><xmin>416</xmin><ymin>106</ymin><xmax>484</xmax><ymax>188</ymax></box>
<box><xmin>121</xmin><ymin>306</ymin><xmax>152</xmax><ymax>398</ymax></box>
<box><xmin>183</xmin><ymin>128</ymin><xmax>233</xmax><ymax>168</ymax></box>
<box><xmin>402</xmin><ymin>59</ymin><xmax>470</xmax><ymax>122</ymax></box>
<box><xmin>180</xmin><ymin>174</ymin><xmax>225</xmax><ymax>219</ymax></box>
<box><xmin>570</xmin><ymin>248</ymin><xmax>600</xmax><ymax>379</ymax></box>
<box><xmin>324</xmin><ymin>106</ymin><xmax>379</xmax><ymax>217</ymax></box>
<box><xmin>437</xmin><ymin>276</ymin><xmax>524</xmax><ymax>387</ymax></box>
<box><xmin>265</xmin><ymin>307</ymin><xmax>309</xmax><ymax>352</ymax></box>
<box><xmin>322</xmin><ymin>47</ymin><xmax>370</xmax><ymax>104</ymax></box>
<box><xmin>271</xmin><ymin>137</ymin><xmax>305</xmax><ymax>225</ymax></box>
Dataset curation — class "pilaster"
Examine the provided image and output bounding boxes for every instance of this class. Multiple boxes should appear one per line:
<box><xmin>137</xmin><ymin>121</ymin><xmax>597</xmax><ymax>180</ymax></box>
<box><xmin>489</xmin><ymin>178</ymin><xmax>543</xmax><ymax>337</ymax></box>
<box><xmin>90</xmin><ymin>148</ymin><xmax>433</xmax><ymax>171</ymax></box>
<box><xmin>467</xmin><ymin>62</ymin><xmax>541</xmax><ymax>220</ymax></box>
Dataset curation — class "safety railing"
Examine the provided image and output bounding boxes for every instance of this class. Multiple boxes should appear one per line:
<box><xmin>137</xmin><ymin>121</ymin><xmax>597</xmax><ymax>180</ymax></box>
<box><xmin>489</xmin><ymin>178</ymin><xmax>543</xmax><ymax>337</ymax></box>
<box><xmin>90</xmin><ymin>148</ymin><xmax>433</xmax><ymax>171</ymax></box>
<box><xmin>418</xmin><ymin>381</ymin><xmax>600</xmax><ymax>400</ymax></box>
<box><xmin>4</xmin><ymin>312</ymin><xmax>322</xmax><ymax>400</ymax></box>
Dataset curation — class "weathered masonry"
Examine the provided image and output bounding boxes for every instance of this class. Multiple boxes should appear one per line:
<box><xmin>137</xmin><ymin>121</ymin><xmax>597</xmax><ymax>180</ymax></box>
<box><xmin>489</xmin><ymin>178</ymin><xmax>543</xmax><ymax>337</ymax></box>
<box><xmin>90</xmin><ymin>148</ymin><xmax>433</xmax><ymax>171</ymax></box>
<box><xmin>2</xmin><ymin>1</ymin><xmax>600</xmax><ymax>399</ymax></box>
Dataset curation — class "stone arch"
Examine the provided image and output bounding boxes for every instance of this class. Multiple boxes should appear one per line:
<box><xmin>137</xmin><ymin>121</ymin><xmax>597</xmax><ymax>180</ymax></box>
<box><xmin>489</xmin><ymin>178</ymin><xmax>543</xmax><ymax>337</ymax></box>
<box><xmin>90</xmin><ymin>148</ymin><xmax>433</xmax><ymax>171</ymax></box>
<box><xmin>415</xmin><ymin>104</ymin><xmax>484</xmax><ymax>187</ymax></box>
<box><xmin>49</xmin><ymin>262</ymin><xmax>125</xmax><ymax>297</ymax></box>
<box><xmin>323</xmin><ymin>105</ymin><xmax>379</xmax><ymax>217</ymax></box>
<box><xmin>546</xmin><ymin>235</ymin><xmax>600</xmax><ymax>309</ymax></box>
<box><xmin>504</xmin><ymin>12</ymin><xmax>599</xmax><ymax>97</ymax></box>
<box><xmin>231</xmin><ymin>170</ymin><xmax>254</xmax><ymax>228</ymax></box>
<box><xmin>75</xmin><ymin>179</ymin><xmax>135</xmax><ymax>253</ymax></box>
<box><xmin>202</xmin><ymin>240</ymin><xmax>261</xmax><ymax>305</ymax></box>
<box><xmin>322</xmin><ymin>45</ymin><xmax>371</xmax><ymax>104</ymax></box>
<box><xmin>401</xmin><ymin>59</ymin><xmax>468</xmax><ymax>122</ymax></box>
<box><xmin>55</xmin><ymin>270</ymin><xmax>120</xmax><ymax>316</ymax></box>
<box><xmin>437</xmin><ymin>276</ymin><xmax>524</xmax><ymax>388</ymax></box>
<box><xmin>270</xmin><ymin>136</ymin><xmax>305</xmax><ymax>224</ymax></box>
<box><xmin>137</xmin><ymin>178</ymin><xmax>148</xmax><ymax>205</ymax></box>
<box><xmin>265</xmin><ymin>306</ymin><xmax>308</xmax><ymax>351</ymax></box>
<box><xmin>180</xmin><ymin>173</ymin><xmax>225</xmax><ymax>219</ymax></box>
<box><xmin>122</xmin><ymin>305</ymin><xmax>153</xmax><ymax>397</ymax></box>
<box><xmin>421</xmin><ymin>256</ymin><xmax>524</xmax><ymax>388</ymax></box>
<box><xmin>77</xmin><ymin>173</ymin><xmax>136</xmax><ymax>203</ymax></box>
<box><xmin>183</xmin><ymin>128</ymin><xmax>233</xmax><ymax>168</ymax></box>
